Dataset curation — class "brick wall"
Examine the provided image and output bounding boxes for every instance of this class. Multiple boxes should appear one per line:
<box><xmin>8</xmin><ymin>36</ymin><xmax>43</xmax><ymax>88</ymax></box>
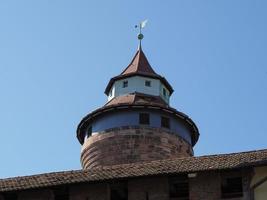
<box><xmin>189</xmin><ymin>170</ymin><xmax>253</xmax><ymax>200</ymax></box>
<box><xmin>189</xmin><ymin>171</ymin><xmax>221</xmax><ymax>200</ymax></box>
<box><xmin>81</xmin><ymin>126</ymin><xmax>193</xmax><ymax>169</ymax></box>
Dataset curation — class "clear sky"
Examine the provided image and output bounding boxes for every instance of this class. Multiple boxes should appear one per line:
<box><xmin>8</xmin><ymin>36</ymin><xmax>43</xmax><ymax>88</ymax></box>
<box><xmin>0</xmin><ymin>0</ymin><xmax>266</xmax><ymax>178</ymax></box>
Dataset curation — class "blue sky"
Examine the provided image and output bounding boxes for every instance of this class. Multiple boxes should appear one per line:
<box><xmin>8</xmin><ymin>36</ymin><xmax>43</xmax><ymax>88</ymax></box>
<box><xmin>0</xmin><ymin>0</ymin><xmax>266</xmax><ymax>178</ymax></box>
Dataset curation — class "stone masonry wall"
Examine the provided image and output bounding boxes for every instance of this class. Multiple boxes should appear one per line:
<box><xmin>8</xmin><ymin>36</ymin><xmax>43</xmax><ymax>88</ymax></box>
<box><xmin>18</xmin><ymin>190</ymin><xmax>53</xmax><ymax>200</ymax></box>
<box><xmin>70</xmin><ymin>183</ymin><xmax>109</xmax><ymax>200</ymax></box>
<box><xmin>189</xmin><ymin>170</ymin><xmax>253</xmax><ymax>200</ymax></box>
<box><xmin>189</xmin><ymin>171</ymin><xmax>221</xmax><ymax>200</ymax></box>
<box><xmin>128</xmin><ymin>176</ymin><xmax>169</xmax><ymax>200</ymax></box>
<box><xmin>81</xmin><ymin>126</ymin><xmax>193</xmax><ymax>169</ymax></box>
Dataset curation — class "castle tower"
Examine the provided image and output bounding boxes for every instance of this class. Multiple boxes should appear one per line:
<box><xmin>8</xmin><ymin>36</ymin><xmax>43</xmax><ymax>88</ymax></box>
<box><xmin>77</xmin><ymin>43</ymin><xmax>199</xmax><ymax>170</ymax></box>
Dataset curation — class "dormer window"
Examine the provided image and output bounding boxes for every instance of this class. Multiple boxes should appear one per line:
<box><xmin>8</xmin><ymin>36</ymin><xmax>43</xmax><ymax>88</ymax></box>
<box><xmin>145</xmin><ymin>80</ymin><xmax>151</xmax><ymax>87</ymax></box>
<box><xmin>123</xmin><ymin>81</ymin><xmax>128</xmax><ymax>88</ymax></box>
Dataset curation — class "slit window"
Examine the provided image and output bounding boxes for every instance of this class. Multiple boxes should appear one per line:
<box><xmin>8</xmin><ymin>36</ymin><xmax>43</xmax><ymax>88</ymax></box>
<box><xmin>169</xmin><ymin>176</ymin><xmax>189</xmax><ymax>200</ymax></box>
<box><xmin>54</xmin><ymin>186</ymin><xmax>69</xmax><ymax>200</ymax></box>
<box><xmin>139</xmin><ymin>113</ymin><xmax>150</xmax><ymax>125</ymax></box>
<box><xmin>123</xmin><ymin>81</ymin><xmax>128</xmax><ymax>88</ymax></box>
<box><xmin>85</xmin><ymin>126</ymin><xmax>92</xmax><ymax>141</ymax></box>
<box><xmin>163</xmin><ymin>88</ymin><xmax>166</xmax><ymax>96</ymax></box>
<box><xmin>3</xmin><ymin>193</ymin><xmax>18</xmax><ymax>200</ymax></box>
<box><xmin>161</xmin><ymin>116</ymin><xmax>170</xmax><ymax>129</ymax></box>
<box><xmin>87</xmin><ymin>126</ymin><xmax>92</xmax><ymax>137</ymax></box>
<box><xmin>110</xmin><ymin>181</ymin><xmax>128</xmax><ymax>200</ymax></box>
<box><xmin>221</xmin><ymin>176</ymin><xmax>243</xmax><ymax>198</ymax></box>
<box><xmin>145</xmin><ymin>80</ymin><xmax>151</xmax><ymax>87</ymax></box>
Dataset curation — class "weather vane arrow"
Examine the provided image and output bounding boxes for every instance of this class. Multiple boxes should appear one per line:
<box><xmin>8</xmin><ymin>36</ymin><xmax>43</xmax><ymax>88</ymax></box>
<box><xmin>135</xmin><ymin>19</ymin><xmax>148</xmax><ymax>49</ymax></box>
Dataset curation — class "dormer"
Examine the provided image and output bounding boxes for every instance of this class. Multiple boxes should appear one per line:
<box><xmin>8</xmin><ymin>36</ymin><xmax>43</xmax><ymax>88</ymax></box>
<box><xmin>105</xmin><ymin>48</ymin><xmax>173</xmax><ymax>104</ymax></box>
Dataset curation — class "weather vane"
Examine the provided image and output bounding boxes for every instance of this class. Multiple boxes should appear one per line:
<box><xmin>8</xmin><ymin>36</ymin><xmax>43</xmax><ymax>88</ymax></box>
<box><xmin>135</xmin><ymin>19</ymin><xmax>148</xmax><ymax>49</ymax></box>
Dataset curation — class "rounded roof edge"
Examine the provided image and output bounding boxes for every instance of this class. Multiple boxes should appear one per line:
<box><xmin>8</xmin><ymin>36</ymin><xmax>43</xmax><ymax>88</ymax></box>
<box><xmin>76</xmin><ymin>103</ymin><xmax>199</xmax><ymax>146</ymax></box>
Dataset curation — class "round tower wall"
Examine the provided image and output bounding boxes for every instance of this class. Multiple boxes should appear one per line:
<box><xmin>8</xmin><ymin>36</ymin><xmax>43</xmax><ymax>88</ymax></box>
<box><xmin>85</xmin><ymin>109</ymin><xmax>192</xmax><ymax>145</ymax></box>
<box><xmin>81</xmin><ymin>126</ymin><xmax>193</xmax><ymax>170</ymax></box>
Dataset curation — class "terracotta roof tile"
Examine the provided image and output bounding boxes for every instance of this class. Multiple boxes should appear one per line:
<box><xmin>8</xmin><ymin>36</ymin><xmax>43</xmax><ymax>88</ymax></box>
<box><xmin>105</xmin><ymin>93</ymin><xmax>168</xmax><ymax>107</ymax></box>
<box><xmin>121</xmin><ymin>49</ymin><xmax>157</xmax><ymax>75</ymax></box>
<box><xmin>0</xmin><ymin>149</ymin><xmax>266</xmax><ymax>192</ymax></box>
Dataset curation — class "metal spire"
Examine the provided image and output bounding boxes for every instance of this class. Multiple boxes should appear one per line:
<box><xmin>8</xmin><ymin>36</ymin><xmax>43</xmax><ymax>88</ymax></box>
<box><xmin>135</xmin><ymin>19</ymin><xmax>148</xmax><ymax>50</ymax></box>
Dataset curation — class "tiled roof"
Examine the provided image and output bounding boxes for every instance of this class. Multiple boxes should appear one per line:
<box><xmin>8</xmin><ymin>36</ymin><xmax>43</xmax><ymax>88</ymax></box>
<box><xmin>120</xmin><ymin>49</ymin><xmax>157</xmax><ymax>76</ymax></box>
<box><xmin>104</xmin><ymin>49</ymin><xmax>173</xmax><ymax>95</ymax></box>
<box><xmin>104</xmin><ymin>93</ymin><xmax>168</xmax><ymax>107</ymax></box>
<box><xmin>0</xmin><ymin>149</ymin><xmax>266</xmax><ymax>192</ymax></box>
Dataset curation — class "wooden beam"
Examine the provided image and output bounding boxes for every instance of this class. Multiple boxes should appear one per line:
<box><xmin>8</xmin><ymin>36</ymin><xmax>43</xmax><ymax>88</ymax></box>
<box><xmin>251</xmin><ymin>175</ymin><xmax>267</xmax><ymax>190</ymax></box>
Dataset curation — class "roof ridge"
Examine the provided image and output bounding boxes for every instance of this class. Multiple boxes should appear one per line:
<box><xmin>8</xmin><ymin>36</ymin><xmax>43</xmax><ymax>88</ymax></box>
<box><xmin>1</xmin><ymin>149</ymin><xmax>267</xmax><ymax>192</ymax></box>
<box><xmin>2</xmin><ymin>148</ymin><xmax>267</xmax><ymax>180</ymax></box>
<box><xmin>194</xmin><ymin>148</ymin><xmax>267</xmax><ymax>158</ymax></box>
<box><xmin>0</xmin><ymin>169</ymin><xmax>82</xmax><ymax>181</ymax></box>
<box><xmin>120</xmin><ymin>50</ymin><xmax>140</xmax><ymax>75</ymax></box>
<box><xmin>97</xmin><ymin>148</ymin><xmax>267</xmax><ymax>170</ymax></box>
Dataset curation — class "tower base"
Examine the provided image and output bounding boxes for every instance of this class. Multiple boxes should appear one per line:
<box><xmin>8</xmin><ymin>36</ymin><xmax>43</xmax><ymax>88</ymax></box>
<box><xmin>81</xmin><ymin>126</ymin><xmax>193</xmax><ymax>169</ymax></box>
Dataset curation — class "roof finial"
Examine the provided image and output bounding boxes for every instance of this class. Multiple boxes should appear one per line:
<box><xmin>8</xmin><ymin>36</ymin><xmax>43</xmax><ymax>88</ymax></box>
<box><xmin>135</xmin><ymin>19</ymin><xmax>148</xmax><ymax>50</ymax></box>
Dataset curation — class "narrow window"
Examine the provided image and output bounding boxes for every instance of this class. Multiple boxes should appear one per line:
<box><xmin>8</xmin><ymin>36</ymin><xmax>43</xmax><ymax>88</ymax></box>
<box><xmin>87</xmin><ymin>126</ymin><xmax>92</xmax><ymax>138</ymax></box>
<box><xmin>139</xmin><ymin>113</ymin><xmax>150</xmax><ymax>125</ymax></box>
<box><xmin>169</xmin><ymin>176</ymin><xmax>189</xmax><ymax>200</ymax></box>
<box><xmin>123</xmin><ymin>80</ymin><xmax>128</xmax><ymax>88</ymax></box>
<box><xmin>84</xmin><ymin>126</ymin><xmax>92</xmax><ymax>143</ymax></box>
<box><xmin>54</xmin><ymin>186</ymin><xmax>69</xmax><ymax>200</ymax></box>
<box><xmin>3</xmin><ymin>193</ymin><xmax>18</xmax><ymax>200</ymax></box>
<box><xmin>161</xmin><ymin>116</ymin><xmax>170</xmax><ymax>129</ymax></box>
<box><xmin>221</xmin><ymin>176</ymin><xmax>243</xmax><ymax>198</ymax></box>
<box><xmin>145</xmin><ymin>80</ymin><xmax>151</xmax><ymax>87</ymax></box>
<box><xmin>163</xmin><ymin>88</ymin><xmax>166</xmax><ymax>96</ymax></box>
<box><xmin>146</xmin><ymin>192</ymin><xmax>149</xmax><ymax>200</ymax></box>
<box><xmin>110</xmin><ymin>181</ymin><xmax>128</xmax><ymax>200</ymax></box>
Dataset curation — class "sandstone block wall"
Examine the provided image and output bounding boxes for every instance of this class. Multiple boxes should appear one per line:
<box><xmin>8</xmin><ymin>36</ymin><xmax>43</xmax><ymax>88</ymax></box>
<box><xmin>81</xmin><ymin>126</ymin><xmax>193</xmax><ymax>169</ymax></box>
<box><xmin>128</xmin><ymin>177</ymin><xmax>169</xmax><ymax>200</ymax></box>
<box><xmin>189</xmin><ymin>171</ymin><xmax>221</xmax><ymax>200</ymax></box>
<box><xmin>18</xmin><ymin>190</ymin><xmax>53</xmax><ymax>200</ymax></box>
<box><xmin>70</xmin><ymin>183</ymin><xmax>109</xmax><ymax>200</ymax></box>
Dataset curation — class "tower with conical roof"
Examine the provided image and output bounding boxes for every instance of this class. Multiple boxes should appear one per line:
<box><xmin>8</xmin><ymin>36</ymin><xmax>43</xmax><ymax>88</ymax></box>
<box><xmin>77</xmin><ymin>32</ymin><xmax>199</xmax><ymax>170</ymax></box>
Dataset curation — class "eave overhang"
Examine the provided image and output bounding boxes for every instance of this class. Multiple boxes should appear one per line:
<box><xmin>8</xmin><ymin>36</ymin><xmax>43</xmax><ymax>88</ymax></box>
<box><xmin>104</xmin><ymin>73</ymin><xmax>174</xmax><ymax>95</ymax></box>
<box><xmin>76</xmin><ymin>103</ymin><xmax>199</xmax><ymax>146</ymax></box>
